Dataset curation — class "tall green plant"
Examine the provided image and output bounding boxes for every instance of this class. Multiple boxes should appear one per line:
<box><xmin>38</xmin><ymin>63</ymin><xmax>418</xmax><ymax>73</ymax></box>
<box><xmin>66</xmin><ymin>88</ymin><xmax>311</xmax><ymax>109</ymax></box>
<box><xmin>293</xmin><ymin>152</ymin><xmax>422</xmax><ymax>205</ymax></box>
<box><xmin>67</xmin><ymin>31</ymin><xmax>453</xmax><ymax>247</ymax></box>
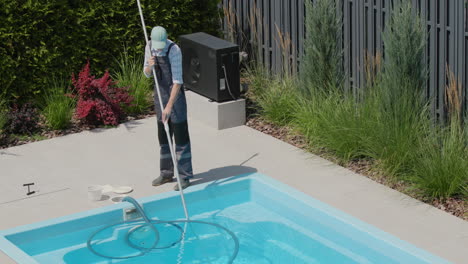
<box><xmin>412</xmin><ymin>68</ymin><xmax>468</xmax><ymax>200</ymax></box>
<box><xmin>413</xmin><ymin>120</ymin><xmax>468</xmax><ymax>199</ymax></box>
<box><xmin>257</xmin><ymin>77</ymin><xmax>299</xmax><ymax>126</ymax></box>
<box><xmin>294</xmin><ymin>90</ymin><xmax>364</xmax><ymax>163</ymax></box>
<box><xmin>300</xmin><ymin>0</ymin><xmax>343</xmax><ymax>96</ymax></box>
<box><xmin>244</xmin><ymin>66</ymin><xmax>298</xmax><ymax>126</ymax></box>
<box><xmin>0</xmin><ymin>96</ymin><xmax>8</xmax><ymax>132</ymax></box>
<box><xmin>112</xmin><ymin>51</ymin><xmax>152</xmax><ymax>115</ymax></box>
<box><xmin>40</xmin><ymin>77</ymin><xmax>75</xmax><ymax>130</ymax></box>
<box><xmin>361</xmin><ymin>84</ymin><xmax>429</xmax><ymax>177</ymax></box>
<box><xmin>0</xmin><ymin>96</ymin><xmax>9</xmax><ymax>146</ymax></box>
<box><xmin>294</xmin><ymin>0</ymin><xmax>356</xmax><ymax>162</ymax></box>
<box><xmin>380</xmin><ymin>1</ymin><xmax>426</xmax><ymax>113</ymax></box>
<box><xmin>245</xmin><ymin>67</ymin><xmax>270</xmax><ymax>102</ymax></box>
<box><xmin>363</xmin><ymin>1</ymin><xmax>428</xmax><ymax>177</ymax></box>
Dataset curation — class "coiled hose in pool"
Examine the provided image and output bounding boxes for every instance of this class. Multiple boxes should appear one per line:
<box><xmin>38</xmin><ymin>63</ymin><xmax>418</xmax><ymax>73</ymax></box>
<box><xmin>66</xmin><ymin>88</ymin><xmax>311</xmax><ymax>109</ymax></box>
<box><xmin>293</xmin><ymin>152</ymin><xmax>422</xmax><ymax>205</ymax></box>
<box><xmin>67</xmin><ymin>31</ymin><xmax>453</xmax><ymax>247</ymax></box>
<box><xmin>86</xmin><ymin>197</ymin><xmax>239</xmax><ymax>263</ymax></box>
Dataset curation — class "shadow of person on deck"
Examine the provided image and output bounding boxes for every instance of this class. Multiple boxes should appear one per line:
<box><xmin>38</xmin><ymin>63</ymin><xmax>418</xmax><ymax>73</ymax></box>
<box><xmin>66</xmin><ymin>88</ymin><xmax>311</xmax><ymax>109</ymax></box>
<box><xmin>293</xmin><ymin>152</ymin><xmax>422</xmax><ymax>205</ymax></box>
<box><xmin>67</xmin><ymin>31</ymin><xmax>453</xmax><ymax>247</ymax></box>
<box><xmin>190</xmin><ymin>165</ymin><xmax>258</xmax><ymax>187</ymax></box>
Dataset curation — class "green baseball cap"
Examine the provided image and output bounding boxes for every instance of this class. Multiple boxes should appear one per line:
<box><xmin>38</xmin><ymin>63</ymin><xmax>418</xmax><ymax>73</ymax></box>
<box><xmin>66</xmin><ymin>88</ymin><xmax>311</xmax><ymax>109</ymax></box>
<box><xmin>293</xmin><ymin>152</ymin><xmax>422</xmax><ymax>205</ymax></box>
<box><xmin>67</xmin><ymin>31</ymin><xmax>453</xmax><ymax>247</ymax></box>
<box><xmin>151</xmin><ymin>26</ymin><xmax>167</xmax><ymax>50</ymax></box>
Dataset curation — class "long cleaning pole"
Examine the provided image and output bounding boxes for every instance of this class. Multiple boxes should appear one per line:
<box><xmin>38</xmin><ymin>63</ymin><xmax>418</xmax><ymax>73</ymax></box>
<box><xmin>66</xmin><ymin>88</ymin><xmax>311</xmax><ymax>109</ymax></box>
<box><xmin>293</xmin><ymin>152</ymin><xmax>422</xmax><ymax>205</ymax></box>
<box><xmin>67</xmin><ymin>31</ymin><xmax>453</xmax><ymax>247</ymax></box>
<box><xmin>135</xmin><ymin>0</ymin><xmax>189</xmax><ymax>220</ymax></box>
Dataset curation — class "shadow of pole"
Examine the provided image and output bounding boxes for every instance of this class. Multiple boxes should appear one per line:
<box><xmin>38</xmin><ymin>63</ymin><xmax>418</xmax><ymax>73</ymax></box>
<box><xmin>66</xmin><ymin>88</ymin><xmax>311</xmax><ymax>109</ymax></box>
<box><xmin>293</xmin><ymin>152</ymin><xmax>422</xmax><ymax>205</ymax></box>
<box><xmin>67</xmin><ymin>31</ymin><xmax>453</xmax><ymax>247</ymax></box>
<box><xmin>190</xmin><ymin>152</ymin><xmax>260</xmax><ymax>187</ymax></box>
<box><xmin>191</xmin><ymin>165</ymin><xmax>258</xmax><ymax>187</ymax></box>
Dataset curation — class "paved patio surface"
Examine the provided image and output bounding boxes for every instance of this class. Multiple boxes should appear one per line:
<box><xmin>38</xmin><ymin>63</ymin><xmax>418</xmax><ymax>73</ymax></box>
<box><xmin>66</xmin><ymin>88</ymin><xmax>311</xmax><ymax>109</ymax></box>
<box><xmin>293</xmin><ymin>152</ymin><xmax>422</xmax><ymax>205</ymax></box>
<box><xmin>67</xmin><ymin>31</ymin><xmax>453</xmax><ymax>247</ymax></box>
<box><xmin>0</xmin><ymin>116</ymin><xmax>467</xmax><ymax>263</ymax></box>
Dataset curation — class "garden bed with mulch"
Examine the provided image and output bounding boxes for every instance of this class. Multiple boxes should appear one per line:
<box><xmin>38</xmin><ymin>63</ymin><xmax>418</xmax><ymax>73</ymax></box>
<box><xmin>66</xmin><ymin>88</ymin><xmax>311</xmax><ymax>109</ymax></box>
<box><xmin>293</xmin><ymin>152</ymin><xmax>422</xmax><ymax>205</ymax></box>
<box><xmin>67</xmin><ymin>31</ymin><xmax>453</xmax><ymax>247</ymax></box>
<box><xmin>0</xmin><ymin>111</ymin><xmax>155</xmax><ymax>150</ymax></box>
<box><xmin>245</xmin><ymin>115</ymin><xmax>467</xmax><ymax>221</ymax></box>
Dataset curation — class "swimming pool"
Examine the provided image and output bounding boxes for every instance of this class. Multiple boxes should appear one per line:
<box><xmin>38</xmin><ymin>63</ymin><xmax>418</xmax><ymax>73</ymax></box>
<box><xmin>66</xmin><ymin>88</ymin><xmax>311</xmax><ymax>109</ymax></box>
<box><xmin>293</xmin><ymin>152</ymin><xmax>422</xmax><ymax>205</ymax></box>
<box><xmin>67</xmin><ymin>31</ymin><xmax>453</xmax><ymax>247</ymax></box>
<box><xmin>0</xmin><ymin>173</ymin><xmax>451</xmax><ymax>263</ymax></box>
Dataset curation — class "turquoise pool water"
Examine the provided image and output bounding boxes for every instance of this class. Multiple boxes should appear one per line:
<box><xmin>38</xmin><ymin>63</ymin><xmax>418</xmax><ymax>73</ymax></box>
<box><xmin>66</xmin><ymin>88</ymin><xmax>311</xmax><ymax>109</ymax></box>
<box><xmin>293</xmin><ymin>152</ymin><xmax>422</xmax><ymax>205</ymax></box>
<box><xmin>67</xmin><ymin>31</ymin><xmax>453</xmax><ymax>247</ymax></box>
<box><xmin>0</xmin><ymin>173</ymin><xmax>451</xmax><ymax>263</ymax></box>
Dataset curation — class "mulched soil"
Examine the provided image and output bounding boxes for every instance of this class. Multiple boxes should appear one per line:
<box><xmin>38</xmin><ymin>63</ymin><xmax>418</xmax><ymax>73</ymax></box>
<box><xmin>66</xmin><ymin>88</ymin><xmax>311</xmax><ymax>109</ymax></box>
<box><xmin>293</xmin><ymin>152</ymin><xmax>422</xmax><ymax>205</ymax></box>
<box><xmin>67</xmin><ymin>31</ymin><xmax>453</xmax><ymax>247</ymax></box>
<box><xmin>246</xmin><ymin>114</ymin><xmax>467</xmax><ymax>221</ymax></box>
<box><xmin>0</xmin><ymin>111</ymin><xmax>155</xmax><ymax>149</ymax></box>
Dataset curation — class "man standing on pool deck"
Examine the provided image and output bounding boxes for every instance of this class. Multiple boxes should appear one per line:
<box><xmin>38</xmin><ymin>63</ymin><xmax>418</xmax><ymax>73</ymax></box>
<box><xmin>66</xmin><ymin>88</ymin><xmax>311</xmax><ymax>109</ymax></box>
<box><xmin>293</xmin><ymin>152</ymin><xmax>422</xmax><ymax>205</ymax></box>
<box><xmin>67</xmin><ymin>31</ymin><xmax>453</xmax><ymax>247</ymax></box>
<box><xmin>143</xmin><ymin>26</ymin><xmax>193</xmax><ymax>191</ymax></box>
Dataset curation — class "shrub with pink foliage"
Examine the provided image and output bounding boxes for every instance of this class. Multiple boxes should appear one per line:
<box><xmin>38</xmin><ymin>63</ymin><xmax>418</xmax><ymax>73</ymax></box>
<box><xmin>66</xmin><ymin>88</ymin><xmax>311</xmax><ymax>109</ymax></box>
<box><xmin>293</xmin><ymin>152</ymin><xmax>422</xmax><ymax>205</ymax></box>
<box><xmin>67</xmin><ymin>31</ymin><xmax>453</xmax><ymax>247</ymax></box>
<box><xmin>71</xmin><ymin>61</ymin><xmax>133</xmax><ymax>126</ymax></box>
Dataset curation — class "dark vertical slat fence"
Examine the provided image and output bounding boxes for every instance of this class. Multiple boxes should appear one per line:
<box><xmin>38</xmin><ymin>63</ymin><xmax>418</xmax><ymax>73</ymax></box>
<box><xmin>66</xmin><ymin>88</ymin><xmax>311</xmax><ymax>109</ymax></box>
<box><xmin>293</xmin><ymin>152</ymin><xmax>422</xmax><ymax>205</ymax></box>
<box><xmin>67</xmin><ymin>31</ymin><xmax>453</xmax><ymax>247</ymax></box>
<box><xmin>221</xmin><ymin>0</ymin><xmax>468</xmax><ymax>118</ymax></box>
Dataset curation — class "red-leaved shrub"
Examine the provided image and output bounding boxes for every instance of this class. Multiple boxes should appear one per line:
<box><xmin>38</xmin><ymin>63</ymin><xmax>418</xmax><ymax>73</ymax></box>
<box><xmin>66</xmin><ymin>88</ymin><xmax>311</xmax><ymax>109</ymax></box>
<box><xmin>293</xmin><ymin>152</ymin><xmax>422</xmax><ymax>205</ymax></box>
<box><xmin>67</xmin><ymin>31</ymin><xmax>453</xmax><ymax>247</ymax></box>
<box><xmin>71</xmin><ymin>61</ymin><xmax>133</xmax><ymax>126</ymax></box>
<box><xmin>6</xmin><ymin>102</ymin><xmax>40</xmax><ymax>135</ymax></box>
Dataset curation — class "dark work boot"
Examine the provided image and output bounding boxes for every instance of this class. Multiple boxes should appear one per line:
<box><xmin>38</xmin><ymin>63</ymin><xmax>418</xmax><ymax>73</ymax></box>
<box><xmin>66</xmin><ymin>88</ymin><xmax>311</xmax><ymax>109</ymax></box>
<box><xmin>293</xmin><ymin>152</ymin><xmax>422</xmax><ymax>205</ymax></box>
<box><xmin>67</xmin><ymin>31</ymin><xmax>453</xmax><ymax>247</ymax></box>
<box><xmin>173</xmin><ymin>179</ymin><xmax>190</xmax><ymax>191</ymax></box>
<box><xmin>152</xmin><ymin>176</ymin><xmax>173</xmax><ymax>186</ymax></box>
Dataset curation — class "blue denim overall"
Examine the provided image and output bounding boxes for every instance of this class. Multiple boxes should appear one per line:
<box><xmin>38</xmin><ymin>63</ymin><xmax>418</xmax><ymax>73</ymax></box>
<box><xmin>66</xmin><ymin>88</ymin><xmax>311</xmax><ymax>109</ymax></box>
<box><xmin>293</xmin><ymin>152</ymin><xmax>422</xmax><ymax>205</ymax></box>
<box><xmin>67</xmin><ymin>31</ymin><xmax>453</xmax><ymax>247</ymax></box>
<box><xmin>153</xmin><ymin>43</ymin><xmax>193</xmax><ymax>180</ymax></box>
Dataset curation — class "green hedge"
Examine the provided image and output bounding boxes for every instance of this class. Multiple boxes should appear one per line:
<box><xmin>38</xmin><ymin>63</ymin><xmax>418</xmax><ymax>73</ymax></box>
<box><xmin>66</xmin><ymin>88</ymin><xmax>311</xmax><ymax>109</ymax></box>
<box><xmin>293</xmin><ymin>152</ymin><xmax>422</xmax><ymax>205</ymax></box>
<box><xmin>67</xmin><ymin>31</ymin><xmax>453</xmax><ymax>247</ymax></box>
<box><xmin>0</xmin><ymin>0</ymin><xmax>221</xmax><ymax>101</ymax></box>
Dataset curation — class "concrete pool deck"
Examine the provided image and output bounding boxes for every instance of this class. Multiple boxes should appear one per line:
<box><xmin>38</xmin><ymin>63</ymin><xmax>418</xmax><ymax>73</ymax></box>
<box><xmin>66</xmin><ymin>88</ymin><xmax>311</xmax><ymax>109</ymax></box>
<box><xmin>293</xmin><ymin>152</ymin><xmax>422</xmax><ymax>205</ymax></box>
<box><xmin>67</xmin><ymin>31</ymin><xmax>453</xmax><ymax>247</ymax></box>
<box><xmin>0</xmin><ymin>116</ymin><xmax>467</xmax><ymax>263</ymax></box>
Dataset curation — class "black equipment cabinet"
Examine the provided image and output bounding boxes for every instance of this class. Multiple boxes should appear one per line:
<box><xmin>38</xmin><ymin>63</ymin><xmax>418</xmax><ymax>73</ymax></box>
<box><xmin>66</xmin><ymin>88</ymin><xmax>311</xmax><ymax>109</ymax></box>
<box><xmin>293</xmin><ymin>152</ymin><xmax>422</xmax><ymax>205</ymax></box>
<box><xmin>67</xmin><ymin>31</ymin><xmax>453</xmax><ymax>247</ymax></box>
<box><xmin>179</xmin><ymin>32</ymin><xmax>240</xmax><ymax>102</ymax></box>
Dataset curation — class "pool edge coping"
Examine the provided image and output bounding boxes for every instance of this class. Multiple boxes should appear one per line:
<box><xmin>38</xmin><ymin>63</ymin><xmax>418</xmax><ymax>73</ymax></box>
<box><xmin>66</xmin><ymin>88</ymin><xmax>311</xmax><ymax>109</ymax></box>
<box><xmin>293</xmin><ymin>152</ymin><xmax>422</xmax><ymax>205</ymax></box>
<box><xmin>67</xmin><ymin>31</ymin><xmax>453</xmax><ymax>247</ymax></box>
<box><xmin>0</xmin><ymin>172</ymin><xmax>453</xmax><ymax>264</ymax></box>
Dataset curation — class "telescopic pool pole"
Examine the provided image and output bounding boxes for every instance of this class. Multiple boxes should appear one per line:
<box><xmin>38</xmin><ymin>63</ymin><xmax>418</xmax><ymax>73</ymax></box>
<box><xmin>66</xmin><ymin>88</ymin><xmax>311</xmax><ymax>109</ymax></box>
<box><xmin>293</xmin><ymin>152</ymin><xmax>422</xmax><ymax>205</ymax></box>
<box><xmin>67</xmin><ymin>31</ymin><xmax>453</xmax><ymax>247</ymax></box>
<box><xmin>135</xmin><ymin>0</ymin><xmax>189</xmax><ymax>220</ymax></box>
